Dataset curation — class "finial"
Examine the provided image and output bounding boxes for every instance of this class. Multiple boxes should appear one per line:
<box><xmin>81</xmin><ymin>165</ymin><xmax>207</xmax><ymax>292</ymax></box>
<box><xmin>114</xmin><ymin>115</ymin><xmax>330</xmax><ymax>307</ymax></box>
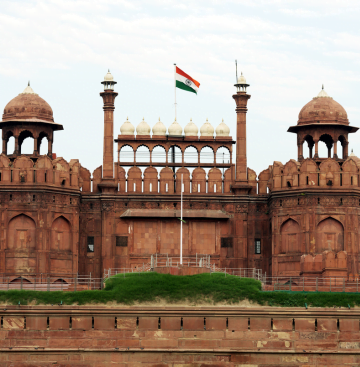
<box><xmin>190</xmin><ymin>118</ymin><xmax>192</xmax><ymax>122</ymax></box>
<box><xmin>206</xmin><ymin>118</ymin><xmax>208</xmax><ymax>122</ymax></box>
<box><xmin>28</xmin><ymin>81</ymin><xmax>30</xmax><ymax>86</ymax></box>
<box><xmin>175</xmin><ymin>117</ymin><xmax>177</xmax><ymax>121</ymax></box>
<box><xmin>222</xmin><ymin>118</ymin><xmax>224</xmax><ymax>122</ymax></box>
<box><xmin>142</xmin><ymin>117</ymin><xmax>144</xmax><ymax>121</ymax></box>
<box><xmin>126</xmin><ymin>117</ymin><xmax>128</xmax><ymax>121</ymax></box>
<box><xmin>158</xmin><ymin>117</ymin><xmax>160</xmax><ymax>121</ymax></box>
<box><xmin>241</xmin><ymin>71</ymin><xmax>243</xmax><ymax>76</ymax></box>
<box><xmin>352</xmin><ymin>149</ymin><xmax>354</xmax><ymax>153</ymax></box>
<box><xmin>108</xmin><ymin>69</ymin><xmax>110</xmax><ymax>72</ymax></box>
<box><xmin>322</xmin><ymin>84</ymin><xmax>324</xmax><ymax>90</ymax></box>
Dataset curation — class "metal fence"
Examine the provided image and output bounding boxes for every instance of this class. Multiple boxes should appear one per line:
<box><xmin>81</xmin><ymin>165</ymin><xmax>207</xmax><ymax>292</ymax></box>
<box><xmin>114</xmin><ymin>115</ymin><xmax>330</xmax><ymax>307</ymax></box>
<box><xmin>151</xmin><ymin>253</ymin><xmax>212</xmax><ymax>268</ymax></box>
<box><xmin>261</xmin><ymin>275</ymin><xmax>360</xmax><ymax>293</ymax></box>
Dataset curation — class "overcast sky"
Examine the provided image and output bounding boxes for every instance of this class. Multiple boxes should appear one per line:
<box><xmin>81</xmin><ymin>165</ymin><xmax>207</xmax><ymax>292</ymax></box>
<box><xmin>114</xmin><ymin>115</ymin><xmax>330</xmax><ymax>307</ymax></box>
<box><xmin>1</xmin><ymin>0</ymin><xmax>360</xmax><ymax>177</ymax></box>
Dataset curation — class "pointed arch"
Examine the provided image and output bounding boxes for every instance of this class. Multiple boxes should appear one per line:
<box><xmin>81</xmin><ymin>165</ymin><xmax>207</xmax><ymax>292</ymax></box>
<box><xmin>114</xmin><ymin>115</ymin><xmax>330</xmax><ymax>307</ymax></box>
<box><xmin>316</xmin><ymin>217</ymin><xmax>344</xmax><ymax>253</ymax></box>
<box><xmin>280</xmin><ymin>218</ymin><xmax>300</xmax><ymax>254</ymax></box>
<box><xmin>51</xmin><ymin>215</ymin><xmax>71</xmax><ymax>252</ymax></box>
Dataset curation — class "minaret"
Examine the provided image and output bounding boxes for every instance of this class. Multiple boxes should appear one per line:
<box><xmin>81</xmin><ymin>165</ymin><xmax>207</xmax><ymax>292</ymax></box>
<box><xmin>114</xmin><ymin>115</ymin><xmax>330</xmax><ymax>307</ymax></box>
<box><xmin>232</xmin><ymin>72</ymin><xmax>251</xmax><ymax>194</ymax></box>
<box><xmin>99</xmin><ymin>70</ymin><xmax>118</xmax><ymax>192</ymax></box>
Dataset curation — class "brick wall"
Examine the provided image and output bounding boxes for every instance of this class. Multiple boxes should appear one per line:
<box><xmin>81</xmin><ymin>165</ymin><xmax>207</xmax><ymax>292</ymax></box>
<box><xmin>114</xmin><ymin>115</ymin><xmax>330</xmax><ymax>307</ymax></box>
<box><xmin>1</xmin><ymin>306</ymin><xmax>360</xmax><ymax>365</ymax></box>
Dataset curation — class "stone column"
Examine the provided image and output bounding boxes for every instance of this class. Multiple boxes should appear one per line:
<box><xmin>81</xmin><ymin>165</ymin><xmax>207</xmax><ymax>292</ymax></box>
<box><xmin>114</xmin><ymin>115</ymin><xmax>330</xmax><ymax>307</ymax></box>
<box><xmin>232</xmin><ymin>91</ymin><xmax>251</xmax><ymax>182</ymax></box>
<box><xmin>333</xmin><ymin>140</ymin><xmax>338</xmax><ymax>158</ymax></box>
<box><xmin>314</xmin><ymin>140</ymin><xmax>319</xmax><ymax>158</ymax></box>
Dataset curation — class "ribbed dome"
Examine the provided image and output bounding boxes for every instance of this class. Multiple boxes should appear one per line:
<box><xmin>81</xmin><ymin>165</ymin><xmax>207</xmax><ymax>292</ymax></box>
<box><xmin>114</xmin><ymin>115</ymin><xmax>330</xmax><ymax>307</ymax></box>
<box><xmin>298</xmin><ymin>87</ymin><xmax>348</xmax><ymax>126</ymax></box>
<box><xmin>104</xmin><ymin>70</ymin><xmax>114</xmax><ymax>81</ymax></box>
<box><xmin>168</xmin><ymin>118</ymin><xmax>183</xmax><ymax>135</ymax></box>
<box><xmin>136</xmin><ymin>118</ymin><xmax>151</xmax><ymax>135</ymax></box>
<box><xmin>184</xmin><ymin>118</ymin><xmax>198</xmax><ymax>136</ymax></box>
<box><xmin>200</xmin><ymin>118</ymin><xmax>214</xmax><ymax>137</ymax></box>
<box><xmin>120</xmin><ymin>117</ymin><xmax>135</xmax><ymax>135</ymax></box>
<box><xmin>215</xmin><ymin>119</ymin><xmax>230</xmax><ymax>137</ymax></box>
<box><xmin>2</xmin><ymin>83</ymin><xmax>54</xmax><ymax>123</ymax></box>
<box><xmin>152</xmin><ymin>118</ymin><xmax>167</xmax><ymax>135</ymax></box>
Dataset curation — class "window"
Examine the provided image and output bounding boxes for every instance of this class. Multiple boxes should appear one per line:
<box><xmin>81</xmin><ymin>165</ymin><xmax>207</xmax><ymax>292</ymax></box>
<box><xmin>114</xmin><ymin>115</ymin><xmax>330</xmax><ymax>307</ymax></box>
<box><xmin>166</xmin><ymin>183</ymin><xmax>168</xmax><ymax>192</ymax></box>
<box><xmin>255</xmin><ymin>239</ymin><xmax>261</xmax><ymax>254</ymax></box>
<box><xmin>133</xmin><ymin>183</ymin><xmax>136</xmax><ymax>191</ymax></box>
<box><xmin>87</xmin><ymin>236</ymin><xmax>94</xmax><ymax>252</ymax></box>
<box><xmin>116</xmin><ymin>236</ymin><xmax>128</xmax><ymax>247</ymax></box>
<box><xmin>198</xmin><ymin>183</ymin><xmax>200</xmax><ymax>192</ymax></box>
<box><xmin>214</xmin><ymin>184</ymin><xmax>217</xmax><ymax>192</ymax></box>
<box><xmin>150</xmin><ymin>183</ymin><xmax>152</xmax><ymax>192</ymax></box>
<box><xmin>221</xmin><ymin>237</ymin><xmax>233</xmax><ymax>248</ymax></box>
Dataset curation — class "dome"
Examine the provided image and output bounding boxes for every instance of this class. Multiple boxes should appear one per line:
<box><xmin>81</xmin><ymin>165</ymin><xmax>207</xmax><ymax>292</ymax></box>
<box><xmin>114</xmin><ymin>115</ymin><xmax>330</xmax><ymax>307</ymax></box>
<box><xmin>215</xmin><ymin>119</ymin><xmax>230</xmax><ymax>137</ymax></box>
<box><xmin>136</xmin><ymin>118</ymin><xmax>151</xmax><ymax>135</ymax></box>
<box><xmin>120</xmin><ymin>117</ymin><xmax>135</xmax><ymax>135</ymax></box>
<box><xmin>152</xmin><ymin>118</ymin><xmax>167</xmax><ymax>135</ymax></box>
<box><xmin>184</xmin><ymin>118</ymin><xmax>198</xmax><ymax>136</ymax></box>
<box><xmin>298</xmin><ymin>87</ymin><xmax>348</xmax><ymax>126</ymax></box>
<box><xmin>200</xmin><ymin>118</ymin><xmax>214</xmax><ymax>137</ymax></box>
<box><xmin>104</xmin><ymin>70</ymin><xmax>114</xmax><ymax>81</ymax></box>
<box><xmin>2</xmin><ymin>83</ymin><xmax>54</xmax><ymax>123</ymax></box>
<box><xmin>168</xmin><ymin>118</ymin><xmax>183</xmax><ymax>135</ymax></box>
<box><xmin>237</xmin><ymin>72</ymin><xmax>247</xmax><ymax>85</ymax></box>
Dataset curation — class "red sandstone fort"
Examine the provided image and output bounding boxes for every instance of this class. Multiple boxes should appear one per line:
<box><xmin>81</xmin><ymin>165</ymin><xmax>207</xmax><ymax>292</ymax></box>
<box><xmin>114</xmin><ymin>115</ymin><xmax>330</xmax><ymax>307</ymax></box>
<box><xmin>0</xmin><ymin>71</ymin><xmax>358</xmax><ymax>281</ymax></box>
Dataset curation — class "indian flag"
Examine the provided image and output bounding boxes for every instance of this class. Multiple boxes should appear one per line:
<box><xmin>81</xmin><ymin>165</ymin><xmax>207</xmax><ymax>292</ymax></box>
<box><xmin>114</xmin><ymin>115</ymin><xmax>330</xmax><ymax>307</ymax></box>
<box><xmin>175</xmin><ymin>66</ymin><xmax>200</xmax><ymax>94</ymax></box>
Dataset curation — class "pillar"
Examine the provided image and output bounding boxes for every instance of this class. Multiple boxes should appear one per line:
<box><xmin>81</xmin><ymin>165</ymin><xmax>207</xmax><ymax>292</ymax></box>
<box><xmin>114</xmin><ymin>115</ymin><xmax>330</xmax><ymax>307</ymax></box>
<box><xmin>314</xmin><ymin>140</ymin><xmax>319</xmax><ymax>158</ymax></box>
<box><xmin>2</xmin><ymin>138</ymin><xmax>6</xmax><ymax>155</ymax></box>
<box><xmin>48</xmin><ymin>139</ymin><xmax>52</xmax><ymax>157</ymax></box>
<box><xmin>33</xmin><ymin>137</ymin><xmax>38</xmax><ymax>156</ymax></box>
<box><xmin>14</xmin><ymin>136</ymin><xmax>19</xmax><ymax>155</ymax></box>
<box><xmin>100</xmin><ymin>90</ymin><xmax>118</xmax><ymax>179</ymax></box>
<box><xmin>344</xmin><ymin>142</ymin><xmax>349</xmax><ymax>159</ymax></box>
<box><xmin>232</xmin><ymin>91</ymin><xmax>251</xmax><ymax>182</ymax></box>
<box><xmin>333</xmin><ymin>140</ymin><xmax>338</xmax><ymax>159</ymax></box>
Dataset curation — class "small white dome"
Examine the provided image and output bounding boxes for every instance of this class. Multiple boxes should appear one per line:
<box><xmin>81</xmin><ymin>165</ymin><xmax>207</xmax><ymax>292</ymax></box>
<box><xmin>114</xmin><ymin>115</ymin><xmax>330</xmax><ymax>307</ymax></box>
<box><xmin>136</xmin><ymin>118</ymin><xmax>151</xmax><ymax>135</ymax></box>
<box><xmin>237</xmin><ymin>72</ymin><xmax>247</xmax><ymax>84</ymax></box>
<box><xmin>315</xmin><ymin>85</ymin><xmax>331</xmax><ymax>99</ymax></box>
<box><xmin>20</xmin><ymin>82</ymin><xmax>37</xmax><ymax>95</ymax></box>
<box><xmin>152</xmin><ymin>117</ymin><xmax>167</xmax><ymax>135</ymax></box>
<box><xmin>104</xmin><ymin>70</ymin><xmax>114</xmax><ymax>81</ymax></box>
<box><xmin>120</xmin><ymin>117</ymin><xmax>135</xmax><ymax>135</ymax></box>
<box><xmin>215</xmin><ymin>119</ymin><xmax>230</xmax><ymax>137</ymax></box>
<box><xmin>168</xmin><ymin>118</ymin><xmax>183</xmax><ymax>135</ymax></box>
<box><xmin>184</xmin><ymin>118</ymin><xmax>198</xmax><ymax>136</ymax></box>
<box><xmin>350</xmin><ymin>149</ymin><xmax>356</xmax><ymax>157</ymax></box>
<box><xmin>200</xmin><ymin>118</ymin><xmax>214</xmax><ymax>137</ymax></box>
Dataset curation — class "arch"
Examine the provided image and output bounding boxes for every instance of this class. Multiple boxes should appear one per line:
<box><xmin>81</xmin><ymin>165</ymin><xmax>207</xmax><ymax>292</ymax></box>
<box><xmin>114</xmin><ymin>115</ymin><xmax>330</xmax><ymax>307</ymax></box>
<box><xmin>127</xmin><ymin>166</ymin><xmax>142</xmax><ymax>193</ymax></box>
<box><xmin>151</xmin><ymin>145</ymin><xmax>166</xmax><ymax>163</ymax></box>
<box><xmin>51</xmin><ymin>216</ymin><xmax>71</xmax><ymax>251</ymax></box>
<box><xmin>302</xmin><ymin>135</ymin><xmax>315</xmax><ymax>159</ymax></box>
<box><xmin>5</xmin><ymin>131</ymin><xmax>15</xmax><ymax>155</ymax></box>
<box><xmin>319</xmin><ymin>158</ymin><xmax>340</xmax><ymax>172</ymax></box>
<box><xmin>119</xmin><ymin>145</ymin><xmax>134</xmax><ymax>163</ymax></box>
<box><xmin>280</xmin><ymin>218</ymin><xmax>300</xmax><ymax>254</ymax></box>
<box><xmin>283</xmin><ymin>159</ymin><xmax>299</xmax><ymax>175</ymax></box>
<box><xmin>117</xmin><ymin>166</ymin><xmax>126</xmax><ymax>192</ymax></box>
<box><xmin>319</xmin><ymin>133</ymin><xmax>334</xmax><ymax>158</ymax></box>
<box><xmin>18</xmin><ymin>130</ymin><xmax>34</xmax><ymax>155</ymax></box>
<box><xmin>338</xmin><ymin>135</ymin><xmax>348</xmax><ymax>159</ymax></box>
<box><xmin>159</xmin><ymin>167</ymin><xmax>174</xmax><ymax>194</ymax></box>
<box><xmin>52</xmin><ymin>278</ymin><xmax>68</xmax><ymax>284</ymax></box>
<box><xmin>224</xmin><ymin>168</ymin><xmax>233</xmax><ymax>193</ymax></box>
<box><xmin>216</xmin><ymin>146</ymin><xmax>231</xmax><ymax>165</ymax></box>
<box><xmin>208</xmin><ymin>168</ymin><xmax>222</xmax><ymax>194</ymax></box>
<box><xmin>184</xmin><ymin>145</ymin><xmax>198</xmax><ymax>164</ymax></box>
<box><xmin>175</xmin><ymin>167</ymin><xmax>191</xmax><ymax>194</ymax></box>
<box><xmin>192</xmin><ymin>167</ymin><xmax>206</xmax><ymax>193</ymax></box>
<box><xmin>167</xmin><ymin>145</ymin><xmax>182</xmax><ymax>165</ymax></box>
<box><xmin>8</xmin><ymin>214</ymin><xmax>36</xmax><ymax>255</ymax></box>
<box><xmin>316</xmin><ymin>217</ymin><xmax>344</xmax><ymax>253</ymax></box>
<box><xmin>200</xmin><ymin>146</ymin><xmax>214</xmax><ymax>164</ymax></box>
<box><xmin>37</xmin><ymin>131</ymin><xmax>49</xmax><ymax>155</ymax></box>
<box><xmin>135</xmin><ymin>145</ymin><xmax>150</xmax><ymax>163</ymax></box>
<box><xmin>10</xmin><ymin>277</ymin><xmax>32</xmax><ymax>284</ymax></box>
<box><xmin>143</xmin><ymin>166</ymin><xmax>158</xmax><ymax>193</ymax></box>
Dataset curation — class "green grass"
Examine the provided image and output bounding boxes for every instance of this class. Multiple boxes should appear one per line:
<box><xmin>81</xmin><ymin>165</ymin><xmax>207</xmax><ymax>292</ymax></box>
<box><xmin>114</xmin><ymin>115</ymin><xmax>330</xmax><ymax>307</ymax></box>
<box><xmin>1</xmin><ymin>272</ymin><xmax>360</xmax><ymax>307</ymax></box>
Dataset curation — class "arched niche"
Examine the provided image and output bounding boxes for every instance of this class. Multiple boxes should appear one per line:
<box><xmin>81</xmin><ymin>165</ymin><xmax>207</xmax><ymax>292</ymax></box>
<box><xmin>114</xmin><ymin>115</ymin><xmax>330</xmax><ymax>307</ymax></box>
<box><xmin>316</xmin><ymin>217</ymin><xmax>344</xmax><ymax>253</ymax></box>
<box><xmin>51</xmin><ymin>216</ymin><xmax>71</xmax><ymax>252</ymax></box>
<box><xmin>280</xmin><ymin>218</ymin><xmax>300</xmax><ymax>254</ymax></box>
<box><xmin>8</xmin><ymin>214</ymin><xmax>36</xmax><ymax>250</ymax></box>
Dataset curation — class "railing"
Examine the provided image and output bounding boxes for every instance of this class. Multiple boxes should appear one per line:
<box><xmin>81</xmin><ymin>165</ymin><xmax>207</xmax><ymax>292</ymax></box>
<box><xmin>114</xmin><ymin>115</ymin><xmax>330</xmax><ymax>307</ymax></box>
<box><xmin>104</xmin><ymin>264</ymin><xmax>152</xmax><ymax>279</ymax></box>
<box><xmin>0</xmin><ymin>275</ymin><xmax>104</xmax><ymax>291</ymax></box>
<box><xmin>262</xmin><ymin>275</ymin><xmax>360</xmax><ymax>293</ymax></box>
<box><xmin>150</xmin><ymin>253</ymin><xmax>211</xmax><ymax>268</ymax></box>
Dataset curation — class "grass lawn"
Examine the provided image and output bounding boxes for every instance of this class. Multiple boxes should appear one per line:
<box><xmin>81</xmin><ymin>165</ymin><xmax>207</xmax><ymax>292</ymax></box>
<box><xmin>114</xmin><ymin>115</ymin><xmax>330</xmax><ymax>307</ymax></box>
<box><xmin>0</xmin><ymin>272</ymin><xmax>360</xmax><ymax>307</ymax></box>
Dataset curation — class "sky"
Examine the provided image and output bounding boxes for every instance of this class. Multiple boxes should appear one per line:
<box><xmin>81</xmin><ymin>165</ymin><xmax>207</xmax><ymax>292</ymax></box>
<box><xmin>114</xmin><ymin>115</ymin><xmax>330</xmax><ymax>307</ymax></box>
<box><xmin>1</xmin><ymin>0</ymin><xmax>360</xmax><ymax>177</ymax></box>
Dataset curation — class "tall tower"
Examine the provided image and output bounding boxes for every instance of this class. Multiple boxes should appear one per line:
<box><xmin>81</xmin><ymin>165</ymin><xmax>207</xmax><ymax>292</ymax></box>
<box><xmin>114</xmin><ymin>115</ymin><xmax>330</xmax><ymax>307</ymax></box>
<box><xmin>232</xmin><ymin>72</ymin><xmax>251</xmax><ymax>194</ymax></box>
<box><xmin>99</xmin><ymin>71</ymin><xmax>118</xmax><ymax>193</ymax></box>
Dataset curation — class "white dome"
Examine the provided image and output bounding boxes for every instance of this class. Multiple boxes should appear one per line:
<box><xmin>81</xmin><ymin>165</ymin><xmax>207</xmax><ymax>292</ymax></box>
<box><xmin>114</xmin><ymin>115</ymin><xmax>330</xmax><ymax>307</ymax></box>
<box><xmin>215</xmin><ymin>119</ymin><xmax>230</xmax><ymax>137</ymax></box>
<box><xmin>168</xmin><ymin>118</ymin><xmax>183</xmax><ymax>135</ymax></box>
<box><xmin>136</xmin><ymin>118</ymin><xmax>151</xmax><ymax>135</ymax></box>
<box><xmin>104</xmin><ymin>70</ymin><xmax>114</xmax><ymax>81</ymax></box>
<box><xmin>237</xmin><ymin>72</ymin><xmax>247</xmax><ymax>84</ymax></box>
<box><xmin>152</xmin><ymin>117</ymin><xmax>167</xmax><ymax>135</ymax></box>
<box><xmin>20</xmin><ymin>82</ymin><xmax>37</xmax><ymax>95</ymax></box>
<box><xmin>120</xmin><ymin>117</ymin><xmax>135</xmax><ymax>135</ymax></box>
<box><xmin>315</xmin><ymin>85</ymin><xmax>331</xmax><ymax>99</ymax></box>
<box><xmin>200</xmin><ymin>118</ymin><xmax>214</xmax><ymax>137</ymax></box>
<box><xmin>184</xmin><ymin>118</ymin><xmax>198</xmax><ymax>136</ymax></box>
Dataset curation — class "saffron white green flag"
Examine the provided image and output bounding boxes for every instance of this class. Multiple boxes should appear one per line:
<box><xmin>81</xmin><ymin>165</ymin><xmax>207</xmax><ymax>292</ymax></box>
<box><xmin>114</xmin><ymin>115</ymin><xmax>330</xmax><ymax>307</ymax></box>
<box><xmin>175</xmin><ymin>66</ymin><xmax>200</xmax><ymax>94</ymax></box>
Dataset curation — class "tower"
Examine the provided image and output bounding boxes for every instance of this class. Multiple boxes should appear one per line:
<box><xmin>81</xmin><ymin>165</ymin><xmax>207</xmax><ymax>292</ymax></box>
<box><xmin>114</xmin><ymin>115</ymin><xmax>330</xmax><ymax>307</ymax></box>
<box><xmin>99</xmin><ymin>70</ymin><xmax>118</xmax><ymax>193</ymax></box>
<box><xmin>232</xmin><ymin>72</ymin><xmax>251</xmax><ymax>194</ymax></box>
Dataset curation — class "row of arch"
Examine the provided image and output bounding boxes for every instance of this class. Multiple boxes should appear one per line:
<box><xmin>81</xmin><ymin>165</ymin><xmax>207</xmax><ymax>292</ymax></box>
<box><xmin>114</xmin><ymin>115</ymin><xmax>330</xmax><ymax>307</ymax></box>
<box><xmin>3</xmin><ymin>130</ymin><xmax>52</xmax><ymax>156</ymax></box>
<box><xmin>119</xmin><ymin>145</ymin><xmax>231</xmax><ymax>164</ymax></box>
<box><xmin>299</xmin><ymin>133</ymin><xmax>348</xmax><ymax>160</ymax></box>
<box><xmin>114</xmin><ymin>166</ymin><xmax>233</xmax><ymax>194</ymax></box>
<box><xmin>8</xmin><ymin>213</ymin><xmax>72</xmax><ymax>252</ymax></box>
<box><xmin>280</xmin><ymin>217</ymin><xmax>344</xmax><ymax>254</ymax></box>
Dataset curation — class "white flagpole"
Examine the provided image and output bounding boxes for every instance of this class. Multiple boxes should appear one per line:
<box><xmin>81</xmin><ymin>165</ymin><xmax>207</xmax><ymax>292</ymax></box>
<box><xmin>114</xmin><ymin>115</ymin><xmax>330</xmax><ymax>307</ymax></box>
<box><xmin>180</xmin><ymin>173</ymin><xmax>183</xmax><ymax>265</ymax></box>
<box><xmin>174</xmin><ymin>63</ymin><xmax>177</xmax><ymax>120</ymax></box>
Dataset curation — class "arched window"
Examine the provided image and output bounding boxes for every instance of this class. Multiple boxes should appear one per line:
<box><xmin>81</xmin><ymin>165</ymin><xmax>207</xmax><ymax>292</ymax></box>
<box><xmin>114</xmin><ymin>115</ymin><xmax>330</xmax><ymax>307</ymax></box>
<box><xmin>18</xmin><ymin>130</ymin><xmax>34</xmax><ymax>155</ymax></box>
<box><xmin>316</xmin><ymin>218</ymin><xmax>344</xmax><ymax>253</ymax></box>
<box><xmin>200</xmin><ymin>146</ymin><xmax>214</xmax><ymax>164</ymax></box>
<box><xmin>184</xmin><ymin>146</ymin><xmax>198</xmax><ymax>164</ymax></box>
<box><xmin>280</xmin><ymin>219</ymin><xmax>300</xmax><ymax>253</ymax></box>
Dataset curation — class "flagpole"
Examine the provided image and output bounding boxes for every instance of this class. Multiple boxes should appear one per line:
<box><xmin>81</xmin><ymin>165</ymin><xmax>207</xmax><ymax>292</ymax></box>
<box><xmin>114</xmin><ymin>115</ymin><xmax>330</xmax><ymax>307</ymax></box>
<box><xmin>174</xmin><ymin>63</ymin><xmax>177</xmax><ymax>120</ymax></box>
<box><xmin>180</xmin><ymin>173</ymin><xmax>183</xmax><ymax>265</ymax></box>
